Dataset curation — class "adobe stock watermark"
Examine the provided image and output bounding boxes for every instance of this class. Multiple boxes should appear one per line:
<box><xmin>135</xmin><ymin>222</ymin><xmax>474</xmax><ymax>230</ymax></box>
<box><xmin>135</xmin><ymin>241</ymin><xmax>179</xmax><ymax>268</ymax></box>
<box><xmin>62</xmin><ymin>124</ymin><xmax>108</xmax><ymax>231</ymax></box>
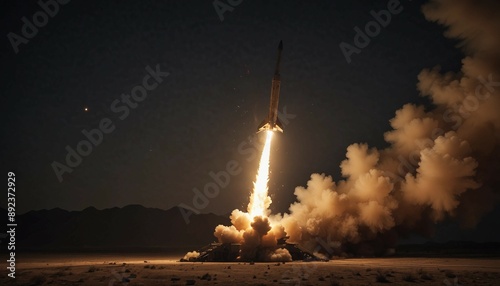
<box><xmin>178</xmin><ymin>106</ymin><xmax>296</xmax><ymax>224</ymax></box>
<box><xmin>388</xmin><ymin>73</ymin><xmax>499</xmax><ymax>183</ymax></box>
<box><xmin>51</xmin><ymin>64</ymin><xmax>170</xmax><ymax>182</ymax></box>
<box><xmin>339</xmin><ymin>0</ymin><xmax>404</xmax><ymax>64</ymax></box>
<box><xmin>213</xmin><ymin>0</ymin><xmax>243</xmax><ymax>22</ymax></box>
<box><xmin>7</xmin><ymin>0</ymin><xmax>71</xmax><ymax>54</ymax></box>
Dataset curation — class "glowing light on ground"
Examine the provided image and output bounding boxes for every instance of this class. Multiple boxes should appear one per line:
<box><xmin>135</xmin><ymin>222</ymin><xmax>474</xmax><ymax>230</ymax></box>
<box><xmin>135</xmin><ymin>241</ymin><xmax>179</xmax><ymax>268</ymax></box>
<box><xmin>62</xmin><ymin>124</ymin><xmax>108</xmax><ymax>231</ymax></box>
<box><xmin>248</xmin><ymin>130</ymin><xmax>273</xmax><ymax>218</ymax></box>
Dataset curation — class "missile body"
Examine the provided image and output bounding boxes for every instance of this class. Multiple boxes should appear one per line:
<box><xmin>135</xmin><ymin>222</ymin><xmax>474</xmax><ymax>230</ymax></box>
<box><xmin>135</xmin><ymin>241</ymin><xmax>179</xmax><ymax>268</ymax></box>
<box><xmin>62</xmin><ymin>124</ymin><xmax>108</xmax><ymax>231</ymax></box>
<box><xmin>258</xmin><ymin>40</ymin><xmax>284</xmax><ymax>133</ymax></box>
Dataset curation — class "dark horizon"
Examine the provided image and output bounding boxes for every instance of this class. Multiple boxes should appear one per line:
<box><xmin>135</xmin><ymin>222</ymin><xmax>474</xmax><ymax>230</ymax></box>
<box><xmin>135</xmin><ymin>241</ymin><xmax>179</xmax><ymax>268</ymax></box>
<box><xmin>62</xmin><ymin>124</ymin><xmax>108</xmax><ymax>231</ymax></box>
<box><xmin>2</xmin><ymin>203</ymin><xmax>499</xmax><ymax>245</ymax></box>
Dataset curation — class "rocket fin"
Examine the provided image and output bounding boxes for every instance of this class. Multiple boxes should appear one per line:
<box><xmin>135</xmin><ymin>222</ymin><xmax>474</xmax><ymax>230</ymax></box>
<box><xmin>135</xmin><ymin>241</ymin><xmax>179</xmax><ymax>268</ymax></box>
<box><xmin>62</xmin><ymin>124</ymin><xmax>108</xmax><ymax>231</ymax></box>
<box><xmin>257</xmin><ymin>119</ymin><xmax>268</xmax><ymax>132</ymax></box>
<box><xmin>276</xmin><ymin>117</ymin><xmax>284</xmax><ymax>133</ymax></box>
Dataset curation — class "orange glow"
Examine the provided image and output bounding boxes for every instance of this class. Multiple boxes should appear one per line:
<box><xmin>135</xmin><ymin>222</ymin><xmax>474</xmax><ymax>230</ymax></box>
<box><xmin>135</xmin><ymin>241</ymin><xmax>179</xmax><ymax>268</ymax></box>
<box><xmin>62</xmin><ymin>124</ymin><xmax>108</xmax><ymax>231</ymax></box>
<box><xmin>248</xmin><ymin>130</ymin><xmax>273</xmax><ymax>218</ymax></box>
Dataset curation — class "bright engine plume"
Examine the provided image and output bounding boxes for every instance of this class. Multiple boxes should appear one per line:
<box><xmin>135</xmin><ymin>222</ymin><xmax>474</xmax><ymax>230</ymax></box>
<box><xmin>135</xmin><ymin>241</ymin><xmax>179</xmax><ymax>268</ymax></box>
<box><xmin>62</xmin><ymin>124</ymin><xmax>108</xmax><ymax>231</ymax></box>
<box><xmin>248</xmin><ymin>130</ymin><xmax>273</xmax><ymax>218</ymax></box>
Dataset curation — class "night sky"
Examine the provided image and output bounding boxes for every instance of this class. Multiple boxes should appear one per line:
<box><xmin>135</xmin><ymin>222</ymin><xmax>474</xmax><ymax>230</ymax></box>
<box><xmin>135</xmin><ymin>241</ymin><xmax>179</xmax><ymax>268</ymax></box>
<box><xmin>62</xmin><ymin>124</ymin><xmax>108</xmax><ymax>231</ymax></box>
<box><xmin>5</xmin><ymin>0</ymin><xmax>497</xmax><ymax>243</ymax></box>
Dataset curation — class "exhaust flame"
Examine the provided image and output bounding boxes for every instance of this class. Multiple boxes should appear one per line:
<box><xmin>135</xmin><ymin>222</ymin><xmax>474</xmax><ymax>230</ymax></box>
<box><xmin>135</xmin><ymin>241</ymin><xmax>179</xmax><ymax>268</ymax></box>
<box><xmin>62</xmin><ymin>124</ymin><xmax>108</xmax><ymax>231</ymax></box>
<box><xmin>213</xmin><ymin>129</ymin><xmax>291</xmax><ymax>262</ymax></box>
<box><xmin>248</xmin><ymin>130</ymin><xmax>273</xmax><ymax>218</ymax></box>
<box><xmin>195</xmin><ymin>1</ymin><xmax>500</xmax><ymax>261</ymax></box>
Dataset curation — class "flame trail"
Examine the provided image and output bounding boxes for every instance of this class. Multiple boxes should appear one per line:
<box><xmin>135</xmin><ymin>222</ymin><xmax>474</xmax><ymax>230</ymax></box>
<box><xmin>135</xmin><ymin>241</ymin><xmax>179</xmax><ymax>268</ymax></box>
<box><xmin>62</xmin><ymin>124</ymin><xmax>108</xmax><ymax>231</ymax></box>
<box><xmin>202</xmin><ymin>1</ymin><xmax>500</xmax><ymax>260</ymax></box>
<box><xmin>248</xmin><ymin>130</ymin><xmax>273</xmax><ymax>218</ymax></box>
<box><xmin>213</xmin><ymin>129</ymin><xmax>291</xmax><ymax>261</ymax></box>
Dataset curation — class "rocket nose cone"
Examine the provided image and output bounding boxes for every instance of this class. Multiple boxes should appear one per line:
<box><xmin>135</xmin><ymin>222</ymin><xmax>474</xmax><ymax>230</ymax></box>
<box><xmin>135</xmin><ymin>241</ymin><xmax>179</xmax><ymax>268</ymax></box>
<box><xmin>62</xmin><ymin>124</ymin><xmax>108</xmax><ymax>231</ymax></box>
<box><xmin>278</xmin><ymin>40</ymin><xmax>283</xmax><ymax>50</ymax></box>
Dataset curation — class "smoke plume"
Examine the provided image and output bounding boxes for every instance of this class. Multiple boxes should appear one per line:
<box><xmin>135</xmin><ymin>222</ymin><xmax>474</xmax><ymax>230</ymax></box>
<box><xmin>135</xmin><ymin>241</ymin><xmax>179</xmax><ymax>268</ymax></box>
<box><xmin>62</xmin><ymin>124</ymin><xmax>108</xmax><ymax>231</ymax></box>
<box><xmin>183</xmin><ymin>251</ymin><xmax>200</xmax><ymax>261</ymax></box>
<box><xmin>209</xmin><ymin>0</ymin><xmax>500</xmax><ymax>259</ymax></box>
<box><xmin>215</xmin><ymin>212</ymin><xmax>291</xmax><ymax>261</ymax></box>
<box><xmin>279</xmin><ymin>0</ymin><xmax>500</xmax><ymax>256</ymax></box>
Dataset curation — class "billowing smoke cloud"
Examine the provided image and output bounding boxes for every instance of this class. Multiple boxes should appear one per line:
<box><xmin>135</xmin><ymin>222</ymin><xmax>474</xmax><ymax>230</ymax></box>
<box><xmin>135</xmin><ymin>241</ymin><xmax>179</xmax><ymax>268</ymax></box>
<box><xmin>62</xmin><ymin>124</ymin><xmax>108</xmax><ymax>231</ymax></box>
<box><xmin>183</xmin><ymin>251</ymin><xmax>200</xmax><ymax>261</ymax></box>
<box><xmin>214</xmin><ymin>209</ymin><xmax>291</xmax><ymax>261</ymax></box>
<box><xmin>279</xmin><ymin>0</ymin><xmax>500</xmax><ymax>256</ymax></box>
<box><xmin>213</xmin><ymin>132</ymin><xmax>292</xmax><ymax>262</ymax></box>
<box><xmin>205</xmin><ymin>0</ymin><xmax>500</xmax><ymax>260</ymax></box>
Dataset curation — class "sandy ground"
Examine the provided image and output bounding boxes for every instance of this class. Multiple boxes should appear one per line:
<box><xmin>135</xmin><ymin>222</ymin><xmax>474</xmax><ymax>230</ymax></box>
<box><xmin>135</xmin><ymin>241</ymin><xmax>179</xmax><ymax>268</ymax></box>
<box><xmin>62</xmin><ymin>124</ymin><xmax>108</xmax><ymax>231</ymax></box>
<box><xmin>2</xmin><ymin>253</ymin><xmax>499</xmax><ymax>286</ymax></box>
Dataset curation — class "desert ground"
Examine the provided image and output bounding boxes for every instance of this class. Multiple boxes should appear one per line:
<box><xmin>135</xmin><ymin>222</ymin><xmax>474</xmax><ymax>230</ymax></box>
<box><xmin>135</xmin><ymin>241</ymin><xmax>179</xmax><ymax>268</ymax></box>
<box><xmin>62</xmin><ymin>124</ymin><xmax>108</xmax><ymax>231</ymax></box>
<box><xmin>2</xmin><ymin>253</ymin><xmax>499</xmax><ymax>286</ymax></box>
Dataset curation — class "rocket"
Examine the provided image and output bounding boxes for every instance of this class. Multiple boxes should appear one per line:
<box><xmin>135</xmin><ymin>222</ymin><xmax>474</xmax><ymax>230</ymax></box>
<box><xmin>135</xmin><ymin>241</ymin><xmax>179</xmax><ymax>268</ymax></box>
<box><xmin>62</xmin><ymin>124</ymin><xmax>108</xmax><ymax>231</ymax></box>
<box><xmin>258</xmin><ymin>40</ymin><xmax>284</xmax><ymax>133</ymax></box>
